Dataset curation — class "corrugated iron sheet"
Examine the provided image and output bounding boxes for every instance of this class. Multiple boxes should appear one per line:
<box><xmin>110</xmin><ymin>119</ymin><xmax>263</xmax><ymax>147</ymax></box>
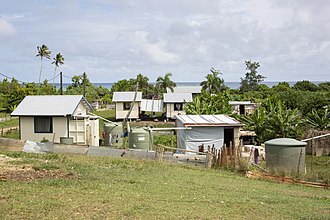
<box><xmin>163</xmin><ymin>93</ymin><xmax>192</xmax><ymax>103</ymax></box>
<box><xmin>112</xmin><ymin>92</ymin><xmax>142</xmax><ymax>102</ymax></box>
<box><xmin>176</xmin><ymin>114</ymin><xmax>242</xmax><ymax>126</ymax></box>
<box><xmin>11</xmin><ymin>95</ymin><xmax>91</xmax><ymax>116</ymax></box>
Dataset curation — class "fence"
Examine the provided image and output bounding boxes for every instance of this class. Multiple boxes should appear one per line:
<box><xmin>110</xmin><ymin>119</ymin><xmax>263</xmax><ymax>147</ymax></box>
<box><xmin>0</xmin><ymin>126</ymin><xmax>19</xmax><ymax>137</ymax></box>
<box><xmin>155</xmin><ymin>142</ymin><xmax>241</xmax><ymax>169</ymax></box>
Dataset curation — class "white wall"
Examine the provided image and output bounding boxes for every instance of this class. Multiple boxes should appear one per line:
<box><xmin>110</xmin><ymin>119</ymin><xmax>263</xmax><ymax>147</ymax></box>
<box><xmin>73</xmin><ymin>102</ymin><xmax>89</xmax><ymax>116</ymax></box>
<box><xmin>115</xmin><ymin>102</ymin><xmax>140</xmax><ymax>119</ymax></box>
<box><xmin>20</xmin><ymin>117</ymin><xmax>67</xmax><ymax>143</ymax></box>
<box><xmin>166</xmin><ymin>103</ymin><xmax>186</xmax><ymax>119</ymax></box>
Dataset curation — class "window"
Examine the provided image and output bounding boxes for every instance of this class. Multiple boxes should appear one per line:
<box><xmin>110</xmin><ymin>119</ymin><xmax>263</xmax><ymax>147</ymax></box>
<box><xmin>174</xmin><ymin>103</ymin><xmax>183</xmax><ymax>111</ymax></box>
<box><xmin>123</xmin><ymin>102</ymin><xmax>131</xmax><ymax>110</ymax></box>
<box><xmin>34</xmin><ymin>117</ymin><xmax>53</xmax><ymax>133</ymax></box>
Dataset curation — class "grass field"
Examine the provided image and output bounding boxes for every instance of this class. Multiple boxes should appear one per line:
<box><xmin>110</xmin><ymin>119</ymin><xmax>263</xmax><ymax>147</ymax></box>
<box><xmin>0</xmin><ymin>151</ymin><xmax>329</xmax><ymax>219</ymax></box>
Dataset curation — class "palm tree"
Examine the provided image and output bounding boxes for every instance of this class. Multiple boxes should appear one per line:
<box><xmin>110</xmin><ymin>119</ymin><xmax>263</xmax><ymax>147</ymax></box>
<box><xmin>136</xmin><ymin>73</ymin><xmax>149</xmax><ymax>89</ymax></box>
<box><xmin>135</xmin><ymin>73</ymin><xmax>155</xmax><ymax>98</ymax></box>
<box><xmin>51</xmin><ymin>53</ymin><xmax>64</xmax><ymax>88</ymax></box>
<box><xmin>156</xmin><ymin>72</ymin><xmax>176</xmax><ymax>94</ymax></box>
<box><xmin>200</xmin><ymin>67</ymin><xmax>225</xmax><ymax>94</ymax></box>
<box><xmin>36</xmin><ymin>44</ymin><xmax>51</xmax><ymax>84</ymax></box>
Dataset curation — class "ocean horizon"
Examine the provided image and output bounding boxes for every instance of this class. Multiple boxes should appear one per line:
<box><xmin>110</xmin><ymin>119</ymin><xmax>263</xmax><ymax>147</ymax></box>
<box><xmin>55</xmin><ymin>81</ymin><xmax>325</xmax><ymax>90</ymax></box>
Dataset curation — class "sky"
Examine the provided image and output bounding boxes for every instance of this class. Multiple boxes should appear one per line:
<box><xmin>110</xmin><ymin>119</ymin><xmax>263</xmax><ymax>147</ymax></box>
<box><xmin>0</xmin><ymin>0</ymin><xmax>329</xmax><ymax>84</ymax></box>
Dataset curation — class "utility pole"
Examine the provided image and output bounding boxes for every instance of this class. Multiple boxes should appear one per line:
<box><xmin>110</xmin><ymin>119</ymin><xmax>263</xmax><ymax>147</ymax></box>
<box><xmin>83</xmin><ymin>72</ymin><xmax>87</xmax><ymax>98</ymax></box>
<box><xmin>60</xmin><ymin>72</ymin><xmax>63</xmax><ymax>95</ymax></box>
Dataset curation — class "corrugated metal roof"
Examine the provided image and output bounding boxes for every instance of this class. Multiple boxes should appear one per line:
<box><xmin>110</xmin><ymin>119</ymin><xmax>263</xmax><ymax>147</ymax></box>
<box><xmin>163</xmin><ymin>93</ymin><xmax>192</xmax><ymax>103</ymax></box>
<box><xmin>176</xmin><ymin>115</ymin><xmax>243</xmax><ymax>127</ymax></box>
<box><xmin>141</xmin><ymin>99</ymin><xmax>164</xmax><ymax>112</ymax></box>
<box><xmin>11</xmin><ymin>95</ymin><xmax>92</xmax><ymax>116</ymax></box>
<box><xmin>112</xmin><ymin>92</ymin><xmax>142</xmax><ymax>102</ymax></box>
<box><xmin>166</xmin><ymin>86</ymin><xmax>202</xmax><ymax>94</ymax></box>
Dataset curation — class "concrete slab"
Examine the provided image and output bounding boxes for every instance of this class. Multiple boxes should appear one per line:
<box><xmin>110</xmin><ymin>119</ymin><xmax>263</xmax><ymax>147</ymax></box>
<box><xmin>52</xmin><ymin>144</ymin><xmax>88</xmax><ymax>155</ymax></box>
<box><xmin>87</xmin><ymin>146</ymin><xmax>156</xmax><ymax>160</ymax></box>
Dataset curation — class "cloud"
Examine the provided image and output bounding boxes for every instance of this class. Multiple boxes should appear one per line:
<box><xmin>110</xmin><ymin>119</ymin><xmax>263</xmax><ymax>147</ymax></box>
<box><xmin>0</xmin><ymin>17</ymin><xmax>16</xmax><ymax>38</ymax></box>
<box><xmin>0</xmin><ymin>0</ymin><xmax>329</xmax><ymax>83</ymax></box>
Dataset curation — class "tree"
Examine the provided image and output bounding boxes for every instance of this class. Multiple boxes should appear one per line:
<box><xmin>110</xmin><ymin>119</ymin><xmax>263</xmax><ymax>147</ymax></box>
<box><xmin>241</xmin><ymin>107</ymin><xmax>269</xmax><ymax>145</ymax></box>
<box><xmin>36</xmin><ymin>44</ymin><xmax>51</xmax><ymax>84</ymax></box>
<box><xmin>305</xmin><ymin>108</ymin><xmax>330</xmax><ymax>130</ymax></box>
<box><xmin>184</xmin><ymin>92</ymin><xmax>232</xmax><ymax>115</ymax></box>
<box><xmin>267</xmin><ymin>100</ymin><xmax>302</xmax><ymax>138</ymax></box>
<box><xmin>272</xmin><ymin>82</ymin><xmax>291</xmax><ymax>92</ymax></box>
<box><xmin>110</xmin><ymin>79</ymin><xmax>135</xmax><ymax>93</ymax></box>
<box><xmin>293</xmin><ymin>80</ymin><xmax>318</xmax><ymax>92</ymax></box>
<box><xmin>200</xmin><ymin>67</ymin><xmax>226</xmax><ymax>94</ymax></box>
<box><xmin>318</xmin><ymin>82</ymin><xmax>330</xmax><ymax>91</ymax></box>
<box><xmin>240</xmin><ymin>60</ymin><xmax>265</xmax><ymax>93</ymax></box>
<box><xmin>155</xmin><ymin>72</ymin><xmax>176</xmax><ymax>94</ymax></box>
<box><xmin>51</xmin><ymin>53</ymin><xmax>64</xmax><ymax>89</ymax></box>
<box><xmin>133</xmin><ymin>74</ymin><xmax>155</xmax><ymax>98</ymax></box>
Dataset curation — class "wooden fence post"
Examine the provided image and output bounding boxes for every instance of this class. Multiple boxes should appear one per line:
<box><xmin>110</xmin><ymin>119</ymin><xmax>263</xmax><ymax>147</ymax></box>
<box><xmin>206</xmin><ymin>145</ymin><xmax>212</xmax><ymax>169</ymax></box>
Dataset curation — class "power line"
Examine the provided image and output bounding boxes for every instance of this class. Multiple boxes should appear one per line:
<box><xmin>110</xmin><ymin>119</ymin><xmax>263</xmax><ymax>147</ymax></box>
<box><xmin>0</xmin><ymin>71</ymin><xmax>73</xmax><ymax>84</ymax></box>
<box><xmin>45</xmin><ymin>73</ymin><xmax>61</xmax><ymax>82</ymax></box>
<box><xmin>0</xmin><ymin>72</ymin><xmax>25</xmax><ymax>83</ymax></box>
<box><xmin>62</xmin><ymin>74</ymin><xmax>72</xmax><ymax>79</ymax></box>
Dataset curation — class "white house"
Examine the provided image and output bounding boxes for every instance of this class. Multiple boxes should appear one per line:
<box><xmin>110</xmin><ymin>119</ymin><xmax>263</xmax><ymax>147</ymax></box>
<box><xmin>163</xmin><ymin>93</ymin><xmax>192</xmax><ymax>120</ymax></box>
<box><xmin>112</xmin><ymin>92</ymin><xmax>142</xmax><ymax>120</ymax></box>
<box><xmin>11</xmin><ymin>95</ymin><xmax>99</xmax><ymax>146</ymax></box>
<box><xmin>176</xmin><ymin>115</ymin><xmax>243</xmax><ymax>153</ymax></box>
<box><xmin>229</xmin><ymin>101</ymin><xmax>257</xmax><ymax>115</ymax></box>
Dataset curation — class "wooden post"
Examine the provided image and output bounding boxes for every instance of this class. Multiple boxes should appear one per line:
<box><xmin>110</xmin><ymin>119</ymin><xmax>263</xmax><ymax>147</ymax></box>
<box><xmin>217</xmin><ymin>149</ymin><xmax>221</xmax><ymax>167</ymax></box>
<box><xmin>297</xmin><ymin>148</ymin><xmax>303</xmax><ymax>175</ymax></box>
<box><xmin>206</xmin><ymin>145</ymin><xmax>212</xmax><ymax>168</ymax></box>
<box><xmin>223</xmin><ymin>145</ymin><xmax>228</xmax><ymax>166</ymax></box>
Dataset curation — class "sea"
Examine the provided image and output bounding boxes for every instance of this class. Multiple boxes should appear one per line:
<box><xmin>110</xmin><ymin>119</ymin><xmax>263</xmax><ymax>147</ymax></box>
<box><xmin>55</xmin><ymin>81</ymin><xmax>305</xmax><ymax>90</ymax></box>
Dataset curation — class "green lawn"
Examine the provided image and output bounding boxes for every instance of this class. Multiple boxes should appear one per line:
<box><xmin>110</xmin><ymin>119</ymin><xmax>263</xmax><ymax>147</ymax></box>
<box><xmin>0</xmin><ymin>151</ymin><xmax>329</xmax><ymax>219</ymax></box>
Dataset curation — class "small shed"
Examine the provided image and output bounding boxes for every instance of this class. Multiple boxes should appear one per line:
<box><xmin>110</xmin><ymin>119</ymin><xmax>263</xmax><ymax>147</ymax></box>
<box><xmin>265</xmin><ymin>138</ymin><xmax>307</xmax><ymax>174</ymax></box>
<box><xmin>112</xmin><ymin>92</ymin><xmax>142</xmax><ymax>120</ymax></box>
<box><xmin>163</xmin><ymin>93</ymin><xmax>192</xmax><ymax>120</ymax></box>
<box><xmin>229</xmin><ymin>101</ymin><xmax>257</xmax><ymax>115</ymax></box>
<box><xmin>11</xmin><ymin>95</ymin><xmax>99</xmax><ymax>146</ymax></box>
<box><xmin>176</xmin><ymin>115</ymin><xmax>243</xmax><ymax>153</ymax></box>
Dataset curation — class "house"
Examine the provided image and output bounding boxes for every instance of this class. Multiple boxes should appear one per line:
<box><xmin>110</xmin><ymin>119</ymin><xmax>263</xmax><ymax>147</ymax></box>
<box><xmin>229</xmin><ymin>101</ymin><xmax>257</xmax><ymax>115</ymax></box>
<box><xmin>163</xmin><ymin>93</ymin><xmax>192</xmax><ymax>120</ymax></box>
<box><xmin>176</xmin><ymin>115</ymin><xmax>243</xmax><ymax>153</ymax></box>
<box><xmin>112</xmin><ymin>92</ymin><xmax>142</xmax><ymax>120</ymax></box>
<box><xmin>11</xmin><ymin>95</ymin><xmax>99</xmax><ymax>146</ymax></box>
<box><xmin>166</xmin><ymin>86</ymin><xmax>202</xmax><ymax>98</ymax></box>
<box><xmin>91</xmin><ymin>100</ymin><xmax>100</xmax><ymax>110</ymax></box>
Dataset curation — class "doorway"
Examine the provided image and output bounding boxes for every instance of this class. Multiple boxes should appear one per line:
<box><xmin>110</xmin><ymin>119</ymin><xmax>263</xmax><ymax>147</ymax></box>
<box><xmin>224</xmin><ymin>128</ymin><xmax>234</xmax><ymax>147</ymax></box>
<box><xmin>239</xmin><ymin>105</ymin><xmax>245</xmax><ymax>115</ymax></box>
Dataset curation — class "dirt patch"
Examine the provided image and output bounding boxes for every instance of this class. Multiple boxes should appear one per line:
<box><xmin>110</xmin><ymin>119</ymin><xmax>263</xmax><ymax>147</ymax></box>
<box><xmin>0</xmin><ymin>138</ymin><xmax>25</xmax><ymax>152</ymax></box>
<box><xmin>0</xmin><ymin>154</ymin><xmax>77</xmax><ymax>182</ymax></box>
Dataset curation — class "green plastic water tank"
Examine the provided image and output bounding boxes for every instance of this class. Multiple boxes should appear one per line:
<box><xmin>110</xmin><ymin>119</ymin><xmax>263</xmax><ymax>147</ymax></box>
<box><xmin>265</xmin><ymin>138</ymin><xmax>307</xmax><ymax>174</ymax></box>
<box><xmin>103</xmin><ymin>122</ymin><xmax>123</xmax><ymax>147</ymax></box>
<box><xmin>128</xmin><ymin>127</ymin><xmax>151</xmax><ymax>150</ymax></box>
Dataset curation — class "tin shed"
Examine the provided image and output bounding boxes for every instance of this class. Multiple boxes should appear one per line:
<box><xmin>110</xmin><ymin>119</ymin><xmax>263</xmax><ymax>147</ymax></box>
<box><xmin>175</xmin><ymin>115</ymin><xmax>243</xmax><ymax>153</ymax></box>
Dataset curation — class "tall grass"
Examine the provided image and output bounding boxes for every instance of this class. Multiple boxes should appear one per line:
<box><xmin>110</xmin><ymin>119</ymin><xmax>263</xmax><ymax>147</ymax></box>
<box><xmin>0</xmin><ymin>151</ymin><xmax>329</xmax><ymax>220</ymax></box>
